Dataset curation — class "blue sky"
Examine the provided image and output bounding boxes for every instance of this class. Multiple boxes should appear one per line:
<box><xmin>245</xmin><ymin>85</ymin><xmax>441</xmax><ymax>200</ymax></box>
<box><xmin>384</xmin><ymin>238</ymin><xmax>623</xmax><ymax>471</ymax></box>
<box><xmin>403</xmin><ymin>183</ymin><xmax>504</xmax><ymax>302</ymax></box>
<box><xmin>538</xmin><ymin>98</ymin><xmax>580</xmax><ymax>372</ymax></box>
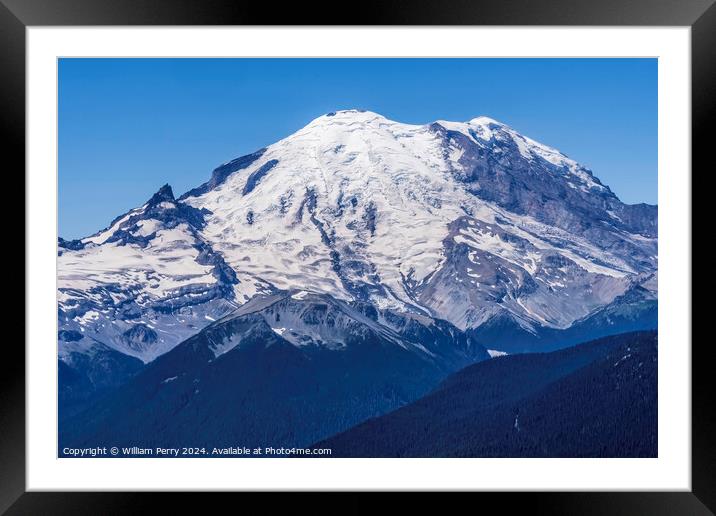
<box><xmin>59</xmin><ymin>58</ymin><xmax>657</xmax><ymax>239</ymax></box>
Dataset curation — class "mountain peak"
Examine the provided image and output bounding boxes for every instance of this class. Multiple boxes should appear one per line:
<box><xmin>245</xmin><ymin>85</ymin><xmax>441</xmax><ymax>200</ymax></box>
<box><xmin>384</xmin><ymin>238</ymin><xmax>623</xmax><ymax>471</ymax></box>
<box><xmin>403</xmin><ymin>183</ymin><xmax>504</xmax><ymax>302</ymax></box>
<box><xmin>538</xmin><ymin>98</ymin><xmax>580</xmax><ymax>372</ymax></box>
<box><xmin>310</xmin><ymin>109</ymin><xmax>387</xmax><ymax>126</ymax></box>
<box><xmin>468</xmin><ymin>115</ymin><xmax>505</xmax><ymax>127</ymax></box>
<box><xmin>147</xmin><ymin>183</ymin><xmax>175</xmax><ymax>205</ymax></box>
<box><xmin>325</xmin><ymin>108</ymin><xmax>380</xmax><ymax>117</ymax></box>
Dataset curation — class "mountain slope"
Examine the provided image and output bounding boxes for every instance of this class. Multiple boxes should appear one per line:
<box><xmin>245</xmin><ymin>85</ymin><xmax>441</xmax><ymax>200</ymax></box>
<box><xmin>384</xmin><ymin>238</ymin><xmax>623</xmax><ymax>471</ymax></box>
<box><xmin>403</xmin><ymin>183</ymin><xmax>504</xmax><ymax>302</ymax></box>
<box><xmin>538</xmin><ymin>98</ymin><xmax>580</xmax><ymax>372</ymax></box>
<box><xmin>59</xmin><ymin>291</ymin><xmax>489</xmax><ymax>451</ymax></box>
<box><xmin>58</xmin><ymin>337</ymin><xmax>143</xmax><ymax>420</ymax></box>
<box><xmin>316</xmin><ymin>331</ymin><xmax>657</xmax><ymax>457</ymax></box>
<box><xmin>469</xmin><ymin>273</ymin><xmax>657</xmax><ymax>353</ymax></box>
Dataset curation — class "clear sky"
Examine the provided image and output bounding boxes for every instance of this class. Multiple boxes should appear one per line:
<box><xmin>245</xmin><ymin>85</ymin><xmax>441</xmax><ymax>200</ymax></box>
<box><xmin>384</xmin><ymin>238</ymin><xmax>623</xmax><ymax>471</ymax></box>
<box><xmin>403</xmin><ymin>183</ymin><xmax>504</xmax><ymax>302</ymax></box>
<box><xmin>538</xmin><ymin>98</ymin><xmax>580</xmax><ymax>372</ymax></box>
<box><xmin>59</xmin><ymin>58</ymin><xmax>657</xmax><ymax>239</ymax></box>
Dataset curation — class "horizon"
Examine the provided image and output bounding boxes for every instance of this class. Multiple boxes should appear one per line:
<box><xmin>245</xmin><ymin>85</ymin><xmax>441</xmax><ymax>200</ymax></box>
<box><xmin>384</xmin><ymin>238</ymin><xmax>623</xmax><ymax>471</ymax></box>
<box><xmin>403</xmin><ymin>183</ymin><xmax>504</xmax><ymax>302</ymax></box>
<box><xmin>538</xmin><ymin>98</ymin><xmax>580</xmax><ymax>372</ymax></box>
<box><xmin>59</xmin><ymin>58</ymin><xmax>657</xmax><ymax>239</ymax></box>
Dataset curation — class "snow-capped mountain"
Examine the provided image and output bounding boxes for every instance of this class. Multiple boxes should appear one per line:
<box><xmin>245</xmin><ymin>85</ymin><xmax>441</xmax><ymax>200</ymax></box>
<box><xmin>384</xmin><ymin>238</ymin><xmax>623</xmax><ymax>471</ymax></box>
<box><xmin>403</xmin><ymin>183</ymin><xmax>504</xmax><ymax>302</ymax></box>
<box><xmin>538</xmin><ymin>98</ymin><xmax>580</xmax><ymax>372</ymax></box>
<box><xmin>58</xmin><ymin>109</ymin><xmax>657</xmax><ymax>368</ymax></box>
<box><xmin>180</xmin><ymin>110</ymin><xmax>656</xmax><ymax>327</ymax></box>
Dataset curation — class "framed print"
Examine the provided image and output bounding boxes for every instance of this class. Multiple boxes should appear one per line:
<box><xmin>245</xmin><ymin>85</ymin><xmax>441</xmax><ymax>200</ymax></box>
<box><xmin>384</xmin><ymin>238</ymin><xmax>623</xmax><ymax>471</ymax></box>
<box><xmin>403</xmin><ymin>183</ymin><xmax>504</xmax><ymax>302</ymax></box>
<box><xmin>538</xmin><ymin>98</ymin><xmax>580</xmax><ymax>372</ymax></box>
<box><xmin>3</xmin><ymin>0</ymin><xmax>713</xmax><ymax>513</ymax></box>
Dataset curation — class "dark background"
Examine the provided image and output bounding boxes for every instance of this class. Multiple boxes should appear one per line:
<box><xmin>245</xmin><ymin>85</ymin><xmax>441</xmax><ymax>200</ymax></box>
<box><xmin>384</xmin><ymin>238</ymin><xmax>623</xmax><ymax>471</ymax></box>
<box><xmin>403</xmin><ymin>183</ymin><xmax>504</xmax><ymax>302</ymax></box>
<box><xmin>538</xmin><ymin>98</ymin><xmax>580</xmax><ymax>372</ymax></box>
<box><xmin>2</xmin><ymin>0</ymin><xmax>712</xmax><ymax>513</ymax></box>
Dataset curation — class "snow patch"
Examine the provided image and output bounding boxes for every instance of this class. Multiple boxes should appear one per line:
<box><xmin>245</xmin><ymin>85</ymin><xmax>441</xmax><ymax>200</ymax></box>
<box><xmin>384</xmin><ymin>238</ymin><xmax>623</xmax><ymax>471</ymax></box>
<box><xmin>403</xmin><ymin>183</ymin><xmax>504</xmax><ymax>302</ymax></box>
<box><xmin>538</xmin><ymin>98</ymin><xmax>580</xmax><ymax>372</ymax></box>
<box><xmin>487</xmin><ymin>349</ymin><xmax>508</xmax><ymax>358</ymax></box>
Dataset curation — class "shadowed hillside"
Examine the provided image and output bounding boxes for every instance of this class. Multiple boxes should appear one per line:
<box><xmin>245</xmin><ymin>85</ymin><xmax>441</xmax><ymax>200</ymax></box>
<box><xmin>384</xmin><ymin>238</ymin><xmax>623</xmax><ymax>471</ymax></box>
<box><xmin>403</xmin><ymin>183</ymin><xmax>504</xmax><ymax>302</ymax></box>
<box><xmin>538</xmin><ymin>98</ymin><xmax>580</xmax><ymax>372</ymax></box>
<box><xmin>316</xmin><ymin>331</ymin><xmax>657</xmax><ymax>457</ymax></box>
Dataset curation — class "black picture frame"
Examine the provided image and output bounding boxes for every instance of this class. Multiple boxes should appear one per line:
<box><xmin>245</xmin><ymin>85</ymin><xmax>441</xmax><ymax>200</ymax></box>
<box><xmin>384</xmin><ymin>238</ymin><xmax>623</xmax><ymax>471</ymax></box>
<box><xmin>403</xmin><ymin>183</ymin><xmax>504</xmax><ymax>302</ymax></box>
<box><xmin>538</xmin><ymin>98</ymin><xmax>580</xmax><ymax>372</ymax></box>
<box><xmin>2</xmin><ymin>0</ymin><xmax>712</xmax><ymax>513</ymax></box>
